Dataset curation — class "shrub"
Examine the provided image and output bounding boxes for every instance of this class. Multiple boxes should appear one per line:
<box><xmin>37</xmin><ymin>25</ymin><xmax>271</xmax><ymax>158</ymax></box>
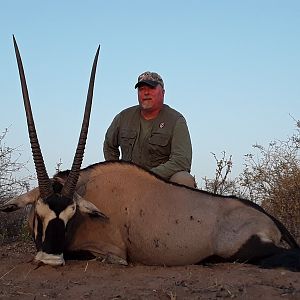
<box><xmin>238</xmin><ymin>122</ymin><xmax>300</xmax><ymax>241</ymax></box>
<box><xmin>202</xmin><ymin>151</ymin><xmax>239</xmax><ymax>196</ymax></box>
<box><xmin>203</xmin><ymin>120</ymin><xmax>300</xmax><ymax>242</ymax></box>
<box><xmin>0</xmin><ymin>128</ymin><xmax>32</xmax><ymax>244</ymax></box>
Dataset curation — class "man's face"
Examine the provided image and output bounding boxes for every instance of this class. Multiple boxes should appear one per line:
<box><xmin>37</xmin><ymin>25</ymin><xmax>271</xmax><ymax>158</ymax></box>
<box><xmin>137</xmin><ymin>84</ymin><xmax>165</xmax><ymax>114</ymax></box>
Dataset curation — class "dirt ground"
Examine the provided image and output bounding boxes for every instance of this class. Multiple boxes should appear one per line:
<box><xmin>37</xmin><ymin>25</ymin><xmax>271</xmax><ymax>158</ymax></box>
<box><xmin>0</xmin><ymin>241</ymin><xmax>300</xmax><ymax>300</ymax></box>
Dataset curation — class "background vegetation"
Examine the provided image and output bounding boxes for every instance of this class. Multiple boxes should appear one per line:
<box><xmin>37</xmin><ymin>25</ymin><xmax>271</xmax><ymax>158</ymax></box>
<box><xmin>0</xmin><ymin>128</ymin><xmax>32</xmax><ymax>243</ymax></box>
<box><xmin>203</xmin><ymin>120</ymin><xmax>300</xmax><ymax>242</ymax></box>
<box><xmin>1</xmin><ymin>120</ymin><xmax>300</xmax><ymax>244</ymax></box>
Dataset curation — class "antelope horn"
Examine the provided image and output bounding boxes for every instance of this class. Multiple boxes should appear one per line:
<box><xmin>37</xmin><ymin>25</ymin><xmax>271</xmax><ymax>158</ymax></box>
<box><xmin>13</xmin><ymin>35</ymin><xmax>54</xmax><ymax>199</ymax></box>
<box><xmin>61</xmin><ymin>46</ymin><xmax>100</xmax><ymax>198</ymax></box>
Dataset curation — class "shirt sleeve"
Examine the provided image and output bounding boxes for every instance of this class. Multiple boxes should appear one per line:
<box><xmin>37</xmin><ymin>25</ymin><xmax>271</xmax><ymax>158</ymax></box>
<box><xmin>150</xmin><ymin>116</ymin><xmax>192</xmax><ymax>179</ymax></box>
<box><xmin>103</xmin><ymin>114</ymin><xmax>121</xmax><ymax>161</ymax></box>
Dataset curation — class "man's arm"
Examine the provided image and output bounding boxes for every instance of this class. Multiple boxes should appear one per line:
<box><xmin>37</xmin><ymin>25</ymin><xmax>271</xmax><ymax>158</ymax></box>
<box><xmin>103</xmin><ymin>114</ymin><xmax>121</xmax><ymax>161</ymax></box>
<box><xmin>150</xmin><ymin>117</ymin><xmax>192</xmax><ymax>179</ymax></box>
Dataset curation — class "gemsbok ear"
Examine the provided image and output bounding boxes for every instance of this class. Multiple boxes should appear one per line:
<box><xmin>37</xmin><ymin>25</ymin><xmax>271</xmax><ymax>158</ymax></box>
<box><xmin>0</xmin><ymin>187</ymin><xmax>40</xmax><ymax>212</ymax></box>
<box><xmin>74</xmin><ymin>193</ymin><xmax>109</xmax><ymax>221</ymax></box>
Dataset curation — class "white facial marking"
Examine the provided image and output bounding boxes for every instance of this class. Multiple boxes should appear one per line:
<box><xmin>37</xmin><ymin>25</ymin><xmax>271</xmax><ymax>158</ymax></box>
<box><xmin>33</xmin><ymin>214</ymin><xmax>38</xmax><ymax>240</ymax></box>
<box><xmin>35</xmin><ymin>198</ymin><xmax>77</xmax><ymax>241</ymax></box>
<box><xmin>35</xmin><ymin>251</ymin><xmax>65</xmax><ymax>266</ymax></box>
<box><xmin>35</xmin><ymin>199</ymin><xmax>57</xmax><ymax>241</ymax></box>
<box><xmin>59</xmin><ymin>203</ymin><xmax>76</xmax><ymax>225</ymax></box>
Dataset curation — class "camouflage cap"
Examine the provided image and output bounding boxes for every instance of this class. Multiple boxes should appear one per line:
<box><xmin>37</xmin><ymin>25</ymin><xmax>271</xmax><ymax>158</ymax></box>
<box><xmin>134</xmin><ymin>71</ymin><xmax>164</xmax><ymax>89</ymax></box>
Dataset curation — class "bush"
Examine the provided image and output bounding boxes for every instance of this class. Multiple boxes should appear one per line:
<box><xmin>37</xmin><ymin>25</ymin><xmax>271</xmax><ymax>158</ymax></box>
<box><xmin>203</xmin><ymin>120</ymin><xmax>300</xmax><ymax>242</ymax></box>
<box><xmin>0</xmin><ymin>128</ymin><xmax>31</xmax><ymax>201</ymax></box>
<box><xmin>238</xmin><ymin>122</ymin><xmax>300</xmax><ymax>241</ymax></box>
<box><xmin>202</xmin><ymin>151</ymin><xmax>240</xmax><ymax>196</ymax></box>
<box><xmin>0</xmin><ymin>128</ymin><xmax>32</xmax><ymax>244</ymax></box>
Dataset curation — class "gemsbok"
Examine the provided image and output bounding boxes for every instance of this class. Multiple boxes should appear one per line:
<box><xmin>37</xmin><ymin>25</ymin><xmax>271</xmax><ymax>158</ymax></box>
<box><xmin>1</xmin><ymin>37</ymin><xmax>300</xmax><ymax>271</ymax></box>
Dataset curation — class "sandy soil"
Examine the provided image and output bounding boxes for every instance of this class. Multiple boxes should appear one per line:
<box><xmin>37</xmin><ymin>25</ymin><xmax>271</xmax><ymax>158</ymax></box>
<box><xmin>0</xmin><ymin>241</ymin><xmax>300</xmax><ymax>300</ymax></box>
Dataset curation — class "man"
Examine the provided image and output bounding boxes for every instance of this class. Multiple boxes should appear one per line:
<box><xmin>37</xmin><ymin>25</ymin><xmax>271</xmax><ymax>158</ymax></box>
<box><xmin>103</xmin><ymin>71</ymin><xmax>196</xmax><ymax>188</ymax></box>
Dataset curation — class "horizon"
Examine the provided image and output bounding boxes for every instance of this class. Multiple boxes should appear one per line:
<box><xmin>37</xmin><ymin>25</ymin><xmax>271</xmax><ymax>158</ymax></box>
<box><xmin>1</xmin><ymin>1</ymin><xmax>299</xmax><ymax>188</ymax></box>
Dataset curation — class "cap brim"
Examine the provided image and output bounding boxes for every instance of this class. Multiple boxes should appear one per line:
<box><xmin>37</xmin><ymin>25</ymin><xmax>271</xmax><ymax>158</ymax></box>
<box><xmin>135</xmin><ymin>80</ymin><xmax>159</xmax><ymax>89</ymax></box>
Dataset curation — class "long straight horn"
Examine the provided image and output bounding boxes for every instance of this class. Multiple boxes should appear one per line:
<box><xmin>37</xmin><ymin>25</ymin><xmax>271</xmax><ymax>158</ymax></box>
<box><xmin>62</xmin><ymin>46</ymin><xmax>100</xmax><ymax>198</ymax></box>
<box><xmin>13</xmin><ymin>36</ymin><xmax>53</xmax><ymax>199</ymax></box>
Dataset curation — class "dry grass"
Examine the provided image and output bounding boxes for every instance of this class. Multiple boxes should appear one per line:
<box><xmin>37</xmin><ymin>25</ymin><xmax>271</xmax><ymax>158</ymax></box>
<box><xmin>0</xmin><ymin>208</ymin><xmax>31</xmax><ymax>245</ymax></box>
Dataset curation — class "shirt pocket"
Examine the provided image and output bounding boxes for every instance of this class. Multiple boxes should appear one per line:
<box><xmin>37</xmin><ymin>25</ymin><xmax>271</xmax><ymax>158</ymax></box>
<box><xmin>119</xmin><ymin>129</ymin><xmax>137</xmax><ymax>161</ymax></box>
<box><xmin>148</xmin><ymin>133</ymin><xmax>170</xmax><ymax>158</ymax></box>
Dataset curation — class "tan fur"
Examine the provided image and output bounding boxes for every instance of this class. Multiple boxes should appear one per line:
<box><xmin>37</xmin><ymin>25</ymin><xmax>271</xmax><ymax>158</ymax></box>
<box><xmin>59</xmin><ymin>162</ymin><xmax>282</xmax><ymax>266</ymax></box>
<box><xmin>4</xmin><ymin>162</ymin><xmax>285</xmax><ymax>266</ymax></box>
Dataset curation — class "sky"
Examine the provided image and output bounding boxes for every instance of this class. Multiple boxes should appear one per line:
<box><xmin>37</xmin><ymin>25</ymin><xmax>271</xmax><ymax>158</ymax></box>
<box><xmin>1</xmin><ymin>1</ymin><xmax>300</xmax><ymax>188</ymax></box>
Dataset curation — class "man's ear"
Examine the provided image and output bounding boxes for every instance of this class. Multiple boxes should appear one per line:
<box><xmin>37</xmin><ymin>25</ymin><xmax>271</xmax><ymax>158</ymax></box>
<box><xmin>74</xmin><ymin>193</ymin><xmax>109</xmax><ymax>221</ymax></box>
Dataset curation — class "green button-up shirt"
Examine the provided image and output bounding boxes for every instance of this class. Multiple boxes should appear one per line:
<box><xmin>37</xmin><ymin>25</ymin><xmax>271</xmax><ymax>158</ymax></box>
<box><xmin>103</xmin><ymin>104</ymin><xmax>192</xmax><ymax>180</ymax></box>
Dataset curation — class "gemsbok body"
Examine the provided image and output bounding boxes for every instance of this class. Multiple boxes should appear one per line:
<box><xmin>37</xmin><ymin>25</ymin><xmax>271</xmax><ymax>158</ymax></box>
<box><xmin>1</xmin><ymin>37</ymin><xmax>300</xmax><ymax>271</ymax></box>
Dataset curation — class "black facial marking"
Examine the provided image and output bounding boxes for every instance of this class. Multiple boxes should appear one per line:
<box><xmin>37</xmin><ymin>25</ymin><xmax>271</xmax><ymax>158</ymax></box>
<box><xmin>34</xmin><ymin>216</ymin><xmax>43</xmax><ymax>251</ymax></box>
<box><xmin>42</xmin><ymin>218</ymin><xmax>66</xmax><ymax>254</ymax></box>
<box><xmin>44</xmin><ymin>194</ymin><xmax>73</xmax><ymax>216</ymax></box>
<box><xmin>52</xmin><ymin>181</ymin><xmax>63</xmax><ymax>194</ymax></box>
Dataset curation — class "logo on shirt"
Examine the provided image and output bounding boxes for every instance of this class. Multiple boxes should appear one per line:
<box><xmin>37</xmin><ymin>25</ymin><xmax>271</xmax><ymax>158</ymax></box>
<box><xmin>159</xmin><ymin>122</ymin><xmax>165</xmax><ymax>129</ymax></box>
